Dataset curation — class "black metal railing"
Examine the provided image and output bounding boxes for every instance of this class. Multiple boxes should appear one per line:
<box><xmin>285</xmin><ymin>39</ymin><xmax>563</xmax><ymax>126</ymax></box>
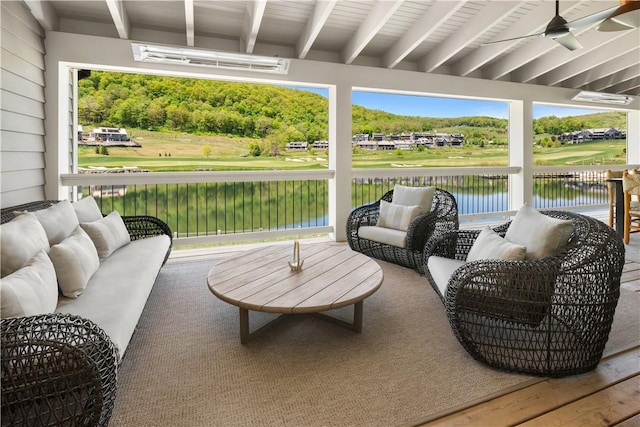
<box><xmin>62</xmin><ymin>165</ymin><xmax>620</xmax><ymax>245</ymax></box>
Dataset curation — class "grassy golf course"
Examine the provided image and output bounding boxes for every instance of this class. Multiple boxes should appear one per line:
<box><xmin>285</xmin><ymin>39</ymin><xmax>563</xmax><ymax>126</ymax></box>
<box><xmin>78</xmin><ymin>129</ymin><xmax>627</xmax><ymax>172</ymax></box>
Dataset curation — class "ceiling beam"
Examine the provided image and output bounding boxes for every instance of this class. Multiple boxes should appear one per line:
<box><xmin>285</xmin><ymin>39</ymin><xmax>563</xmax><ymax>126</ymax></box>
<box><xmin>241</xmin><ymin>0</ymin><xmax>267</xmax><ymax>54</ymax></box>
<box><xmin>105</xmin><ymin>0</ymin><xmax>131</xmax><ymax>39</ymax></box>
<box><xmin>537</xmin><ymin>30</ymin><xmax>639</xmax><ymax>86</ymax></box>
<box><xmin>296</xmin><ymin>0</ymin><xmax>337</xmax><ymax>59</ymax></box>
<box><xmin>512</xmin><ymin>28</ymin><xmax>635</xmax><ymax>84</ymax></box>
<box><xmin>605</xmin><ymin>77</ymin><xmax>640</xmax><ymax>95</ymax></box>
<box><xmin>452</xmin><ymin>1</ymin><xmax>581</xmax><ymax>77</ymax></box>
<box><xmin>341</xmin><ymin>0</ymin><xmax>403</xmax><ymax>65</ymax></box>
<box><xmin>483</xmin><ymin>1</ymin><xmax>619</xmax><ymax>80</ymax></box>
<box><xmin>560</xmin><ymin>47</ymin><xmax>640</xmax><ymax>89</ymax></box>
<box><xmin>587</xmin><ymin>65</ymin><xmax>640</xmax><ymax>92</ymax></box>
<box><xmin>418</xmin><ymin>1</ymin><xmax>523</xmax><ymax>73</ymax></box>
<box><xmin>23</xmin><ymin>0</ymin><xmax>58</xmax><ymax>31</ymax></box>
<box><xmin>382</xmin><ymin>1</ymin><xmax>464</xmax><ymax>69</ymax></box>
<box><xmin>185</xmin><ymin>0</ymin><xmax>194</xmax><ymax>47</ymax></box>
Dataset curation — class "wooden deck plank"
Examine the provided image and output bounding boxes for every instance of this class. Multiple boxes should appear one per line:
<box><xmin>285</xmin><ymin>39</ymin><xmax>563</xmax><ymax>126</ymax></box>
<box><xmin>421</xmin><ymin>347</ymin><xmax>640</xmax><ymax>426</ymax></box>
<box><xmin>516</xmin><ymin>376</ymin><xmax>640</xmax><ymax>426</ymax></box>
<box><xmin>613</xmin><ymin>413</ymin><xmax>640</xmax><ymax>427</ymax></box>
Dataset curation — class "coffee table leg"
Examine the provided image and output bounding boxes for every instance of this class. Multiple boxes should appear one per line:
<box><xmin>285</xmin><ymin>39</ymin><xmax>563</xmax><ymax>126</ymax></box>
<box><xmin>353</xmin><ymin>301</ymin><xmax>363</xmax><ymax>333</ymax></box>
<box><xmin>239</xmin><ymin>307</ymin><xmax>250</xmax><ymax>344</ymax></box>
<box><xmin>315</xmin><ymin>301</ymin><xmax>365</xmax><ymax>333</ymax></box>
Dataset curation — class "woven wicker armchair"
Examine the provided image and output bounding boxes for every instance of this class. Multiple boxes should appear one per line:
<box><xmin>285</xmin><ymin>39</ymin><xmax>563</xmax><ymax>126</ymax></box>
<box><xmin>1</xmin><ymin>313</ymin><xmax>118</xmax><ymax>427</ymax></box>
<box><xmin>1</xmin><ymin>200</ymin><xmax>173</xmax><ymax>264</ymax></box>
<box><xmin>424</xmin><ymin>211</ymin><xmax>625</xmax><ymax>377</ymax></box>
<box><xmin>347</xmin><ymin>187</ymin><xmax>458</xmax><ymax>274</ymax></box>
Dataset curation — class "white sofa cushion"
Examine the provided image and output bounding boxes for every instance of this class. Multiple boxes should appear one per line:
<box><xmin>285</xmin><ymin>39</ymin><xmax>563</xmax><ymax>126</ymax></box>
<box><xmin>73</xmin><ymin>196</ymin><xmax>103</xmax><ymax>222</ymax></box>
<box><xmin>467</xmin><ymin>226</ymin><xmax>526</xmax><ymax>262</ymax></box>
<box><xmin>0</xmin><ymin>250</ymin><xmax>58</xmax><ymax>318</ymax></box>
<box><xmin>49</xmin><ymin>226</ymin><xmax>100</xmax><ymax>298</ymax></box>
<box><xmin>427</xmin><ymin>256</ymin><xmax>465</xmax><ymax>297</ymax></box>
<box><xmin>358</xmin><ymin>225</ymin><xmax>408</xmax><ymax>248</ymax></box>
<box><xmin>377</xmin><ymin>200</ymin><xmax>420</xmax><ymax>231</ymax></box>
<box><xmin>55</xmin><ymin>234</ymin><xmax>171</xmax><ymax>359</ymax></box>
<box><xmin>505</xmin><ymin>204</ymin><xmax>573</xmax><ymax>260</ymax></box>
<box><xmin>80</xmin><ymin>211</ymin><xmax>131</xmax><ymax>260</ymax></box>
<box><xmin>32</xmin><ymin>200</ymin><xmax>79</xmax><ymax>246</ymax></box>
<box><xmin>392</xmin><ymin>185</ymin><xmax>435</xmax><ymax>215</ymax></box>
<box><xmin>0</xmin><ymin>213</ymin><xmax>50</xmax><ymax>277</ymax></box>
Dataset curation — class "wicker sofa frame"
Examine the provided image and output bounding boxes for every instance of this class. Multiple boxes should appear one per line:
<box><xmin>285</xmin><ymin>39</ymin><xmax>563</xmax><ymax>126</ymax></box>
<box><xmin>1</xmin><ymin>314</ymin><xmax>118</xmax><ymax>427</ymax></box>
<box><xmin>1</xmin><ymin>199</ymin><xmax>173</xmax><ymax>426</ymax></box>
<box><xmin>347</xmin><ymin>187</ymin><xmax>458</xmax><ymax>274</ymax></box>
<box><xmin>424</xmin><ymin>211</ymin><xmax>625</xmax><ymax>377</ymax></box>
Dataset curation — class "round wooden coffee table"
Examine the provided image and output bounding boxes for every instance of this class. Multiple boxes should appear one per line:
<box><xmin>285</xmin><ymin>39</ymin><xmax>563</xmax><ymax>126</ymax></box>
<box><xmin>207</xmin><ymin>243</ymin><xmax>383</xmax><ymax>344</ymax></box>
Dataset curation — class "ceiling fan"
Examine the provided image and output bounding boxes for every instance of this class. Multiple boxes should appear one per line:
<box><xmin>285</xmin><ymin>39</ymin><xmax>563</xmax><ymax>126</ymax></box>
<box><xmin>482</xmin><ymin>0</ymin><xmax>638</xmax><ymax>51</ymax></box>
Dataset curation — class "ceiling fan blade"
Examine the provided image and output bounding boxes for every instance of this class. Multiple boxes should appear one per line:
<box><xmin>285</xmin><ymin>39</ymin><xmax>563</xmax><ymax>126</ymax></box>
<box><xmin>555</xmin><ymin>32</ymin><xmax>582</xmax><ymax>51</ymax></box>
<box><xmin>480</xmin><ymin>32</ymin><xmax>543</xmax><ymax>46</ymax></box>
<box><xmin>566</xmin><ymin>5</ymin><xmax>619</xmax><ymax>29</ymax></box>
<box><xmin>597</xmin><ymin>18</ymin><xmax>635</xmax><ymax>31</ymax></box>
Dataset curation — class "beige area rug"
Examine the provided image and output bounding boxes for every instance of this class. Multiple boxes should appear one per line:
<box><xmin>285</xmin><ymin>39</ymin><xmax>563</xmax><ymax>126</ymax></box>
<box><xmin>110</xmin><ymin>255</ymin><xmax>640</xmax><ymax>427</ymax></box>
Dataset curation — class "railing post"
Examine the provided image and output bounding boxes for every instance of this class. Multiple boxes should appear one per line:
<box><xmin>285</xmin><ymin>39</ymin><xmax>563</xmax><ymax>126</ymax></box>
<box><xmin>328</xmin><ymin>83</ymin><xmax>352</xmax><ymax>242</ymax></box>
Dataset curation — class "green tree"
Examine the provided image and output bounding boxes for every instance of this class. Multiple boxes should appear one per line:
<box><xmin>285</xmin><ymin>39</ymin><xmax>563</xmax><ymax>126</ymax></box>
<box><xmin>248</xmin><ymin>140</ymin><xmax>262</xmax><ymax>157</ymax></box>
<box><xmin>202</xmin><ymin>145</ymin><xmax>212</xmax><ymax>158</ymax></box>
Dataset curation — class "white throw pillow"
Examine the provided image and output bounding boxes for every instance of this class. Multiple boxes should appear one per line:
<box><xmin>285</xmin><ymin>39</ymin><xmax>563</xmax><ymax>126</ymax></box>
<box><xmin>0</xmin><ymin>213</ymin><xmax>50</xmax><ymax>278</ymax></box>
<box><xmin>49</xmin><ymin>226</ymin><xmax>100</xmax><ymax>298</ymax></box>
<box><xmin>31</xmin><ymin>200</ymin><xmax>79</xmax><ymax>246</ymax></box>
<box><xmin>0</xmin><ymin>250</ymin><xmax>58</xmax><ymax>318</ymax></box>
<box><xmin>377</xmin><ymin>200</ymin><xmax>421</xmax><ymax>231</ymax></box>
<box><xmin>505</xmin><ymin>204</ymin><xmax>574</xmax><ymax>260</ymax></box>
<box><xmin>392</xmin><ymin>185</ymin><xmax>435</xmax><ymax>215</ymax></box>
<box><xmin>72</xmin><ymin>196</ymin><xmax>103</xmax><ymax>223</ymax></box>
<box><xmin>80</xmin><ymin>211</ymin><xmax>131</xmax><ymax>260</ymax></box>
<box><xmin>467</xmin><ymin>226</ymin><xmax>526</xmax><ymax>262</ymax></box>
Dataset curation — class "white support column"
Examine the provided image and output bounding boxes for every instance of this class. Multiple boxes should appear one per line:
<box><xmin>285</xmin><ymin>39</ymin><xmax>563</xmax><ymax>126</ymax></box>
<box><xmin>508</xmin><ymin>99</ymin><xmax>534</xmax><ymax>210</ymax></box>
<box><xmin>328</xmin><ymin>83</ymin><xmax>352</xmax><ymax>242</ymax></box>
<box><xmin>627</xmin><ymin>109</ymin><xmax>640</xmax><ymax>165</ymax></box>
<box><xmin>44</xmin><ymin>61</ymin><xmax>71</xmax><ymax>200</ymax></box>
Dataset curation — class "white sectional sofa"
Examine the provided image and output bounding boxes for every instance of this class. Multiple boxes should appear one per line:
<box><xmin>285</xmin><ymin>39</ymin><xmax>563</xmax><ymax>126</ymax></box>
<box><xmin>0</xmin><ymin>198</ymin><xmax>172</xmax><ymax>360</ymax></box>
<box><xmin>1</xmin><ymin>198</ymin><xmax>173</xmax><ymax>425</ymax></box>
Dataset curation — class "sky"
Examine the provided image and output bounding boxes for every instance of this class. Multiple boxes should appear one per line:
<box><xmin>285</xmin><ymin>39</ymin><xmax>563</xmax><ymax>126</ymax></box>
<box><xmin>288</xmin><ymin>86</ymin><xmax>608</xmax><ymax>120</ymax></box>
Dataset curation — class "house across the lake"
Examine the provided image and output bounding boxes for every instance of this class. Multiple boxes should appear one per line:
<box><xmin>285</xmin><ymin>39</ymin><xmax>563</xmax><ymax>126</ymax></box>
<box><xmin>559</xmin><ymin>127</ymin><xmax>625</xmax><ymax>144</ymax></box>
<box><xmin>80</xmin><ymin>127</ymin><xmax>142</xmax><ymax>147</ymax></box>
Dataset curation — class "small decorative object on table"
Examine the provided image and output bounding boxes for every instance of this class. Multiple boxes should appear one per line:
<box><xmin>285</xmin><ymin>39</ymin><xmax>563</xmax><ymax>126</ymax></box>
<box><xmin>288</xmin><ymin>240</ymin><xmax>304</xmax><ymax>272</ymax></box>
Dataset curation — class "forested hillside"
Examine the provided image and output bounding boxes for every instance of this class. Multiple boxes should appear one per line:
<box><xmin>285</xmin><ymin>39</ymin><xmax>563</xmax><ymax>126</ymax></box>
<box><xmin>78</xmin><ymin>71</ymin><xmax>626</xmax><ymax>143</ymax></box>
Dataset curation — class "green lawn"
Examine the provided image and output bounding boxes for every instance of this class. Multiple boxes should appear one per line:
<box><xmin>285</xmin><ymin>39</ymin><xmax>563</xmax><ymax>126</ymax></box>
<box><xmin>78</xmin><ymin>129</ymin><xmax>628</xmax><ymax>171</ymax></box>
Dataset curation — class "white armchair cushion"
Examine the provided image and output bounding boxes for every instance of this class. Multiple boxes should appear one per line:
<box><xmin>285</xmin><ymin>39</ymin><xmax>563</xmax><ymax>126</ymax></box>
<box><xmin>377</xmin><ymin>200</ymin><xmax>420</xmax><ymax>231</ymax></box>
<box><xmin>467</xmin><ymin>226</ymin><xmax>526</xmax><ymax>262</ymax></box>
<box><xmin>358</xmin><ymin>225</ymin><xmax>408</xmax><ymax>248</ymax></box>
<box><xmin>32</xmin><ymin>200</ymin><xmax>79</xmax><ymax>246</ymax></box>
<box><xmin>0</xmin><ymin>213</ymin><xmax>50</xmax><ymax>278</ymax></box>
<box><xmin>49</xmin><ymin>226</ymin><xmax>100</xmax><ymax>298</ymax></box>
<box><xmin>505</xmin><ymin>204</ymin><xmax>573</xmax><ymax>260</ymax></box>
<box><xmin>80</xmin><ymin>211</ymin><xmax>131</xmax><ymax>260</ymax></box>
<box><xmin>426</xmin><ymin>256</ymin><xmax>466</xmax><ymax>297</ymax></box>
<box><xmin>72</xmin><ymin>196</ymin><xmax>103</xmax><ymax>222</ymax></box>
<box><xmin>0</xmin><ymin>250</ymin><xmax>58</xmax><ymax>318</ymax></box>
<box><xmin>392</xmin><ymin>185</ymin><xmax>435</xmax><ymax>215</ymax></box>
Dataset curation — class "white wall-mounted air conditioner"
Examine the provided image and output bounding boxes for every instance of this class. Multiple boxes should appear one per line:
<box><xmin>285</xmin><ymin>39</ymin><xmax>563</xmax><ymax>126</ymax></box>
<box><xmin>132</xmin><ymin>43</ymin><xmax>290</xmax><ymax>74</ymax></box>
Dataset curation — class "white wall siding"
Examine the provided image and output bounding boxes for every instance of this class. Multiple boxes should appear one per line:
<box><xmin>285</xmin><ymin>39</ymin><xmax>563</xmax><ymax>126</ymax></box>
<box><xmin>1</xmin><ymin>1</ymin><xmax>46</xmax><ymax>208</ymax></box>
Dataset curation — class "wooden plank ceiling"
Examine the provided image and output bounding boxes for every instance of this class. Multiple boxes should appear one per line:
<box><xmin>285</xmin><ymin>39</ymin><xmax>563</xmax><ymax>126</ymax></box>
<box><xmin>23</xmin><ymin>0</ymin><xmax>640</xmax><ymax>96</ymax></box>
